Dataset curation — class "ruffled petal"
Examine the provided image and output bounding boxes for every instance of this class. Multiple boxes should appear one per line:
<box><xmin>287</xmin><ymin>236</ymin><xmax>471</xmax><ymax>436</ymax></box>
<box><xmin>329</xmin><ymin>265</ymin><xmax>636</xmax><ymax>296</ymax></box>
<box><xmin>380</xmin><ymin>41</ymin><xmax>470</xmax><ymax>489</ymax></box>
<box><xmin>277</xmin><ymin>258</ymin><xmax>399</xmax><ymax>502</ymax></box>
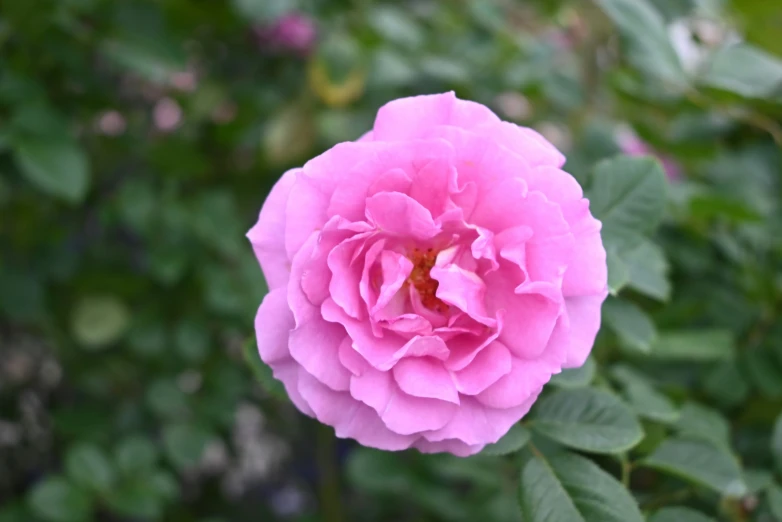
<box><xmin>452</xmin><ymin>341</ymin><xmax>512</xmax><ymax>395</ymax></box>
<box><xmin>289</xmin><ymin>318</ymin><xmax>351</xmax><ymax>391</ymax></box>
<box><xmin>393</xmin><ymin>357</ymin><xmax>460</xmax><ymax>404</ymax></box>
<box><xmin>247</xmin><ymin>168</ymin><xmax>298</xmax><ymax>289</ymax></box>
<box><xmin>255</xmin><ymin>288</ymin><xmax>294</xmax><ymax>364</ymax></box>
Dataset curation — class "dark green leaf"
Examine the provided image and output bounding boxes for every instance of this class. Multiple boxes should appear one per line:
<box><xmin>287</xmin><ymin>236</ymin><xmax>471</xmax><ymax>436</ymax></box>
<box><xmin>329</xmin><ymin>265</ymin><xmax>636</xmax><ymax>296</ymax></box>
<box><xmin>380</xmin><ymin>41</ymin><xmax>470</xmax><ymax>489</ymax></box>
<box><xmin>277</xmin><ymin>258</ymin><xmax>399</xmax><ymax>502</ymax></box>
<box><xmin>480</xmin><ymin>424</ymin><xmax>531</xmax><ymax>456</ymax></box>
<box><xmin>64</xmin><ymin>444</ymin><xmax>115</xmax><ymax>493</ymax></box>
<box><xmin>589</xmin><ymin>156</ymin><xmax>668</xmax><ymax>251</ymax></box>
<box><xmin>115</xmin><ymin>436</ymin><xmax>158</xmax><ymax>476</ymax></box>
<box><xmin>602</xmin><ymin>298</ymin><xmax>657</xmax><ymax>353</ymax></box>
<box><xmin>643</xmin><ymin>437</ymin><xmax>747</xmax><ymax>497</ymax></box>
<box><xmin>518</xmin><ymin>449</ymin><xmax>644</xmax><ymax>522</ymax></box>
<box><xmin>549</xmin><ymin>357</ymin><xmax>597</xmax><ymax>389</ymax></box>
<box><xmin>531</xmin><ymin>388</ymin><xmax>644</xmax><ymax>454</ymax></box>
<box><xmin>595</xmin><ymin>0</ymin><xmax>686</xmax><ymax>86</ymax></box>
<box><xmin>162</xmin><ymin>423</ymin><xmax>212</xmax><ymax>470</ymax></box>
<box><xmin>699</xmin><ymin>43</ymin><xmax>782</xmax><ymax>99</ymax></box>
<box><xmin>13</xmin><ymin>137</ymin><xmax>89</xmax><ymax>203</ymax></box>
<box><xmin>647</xmin><ymin>330</ymin><xmax>734</xmax><ymax>361</ymax></box>
<box><xmin>674</xmin><ymin>402</ymin><xmax>731</xmax><ymax>449</ymax></box>
<box><xmin>610</xmin><ymin>365</ymin><xmax>679</xmax><ymax>424</ymax></box>
<box><xmin>649</xmin><ymin>507</ymin><xmax>716</xmax><ymax>522</ymax></box>
<box><xmin>27</xmin><ymin>477</ymin><xmax>93</xmax><ymax>522</ymax></box>
<box><xmin>623</xmin><ymin>240</ymin><xmax>671</xmax><ymax>301</ymax></box>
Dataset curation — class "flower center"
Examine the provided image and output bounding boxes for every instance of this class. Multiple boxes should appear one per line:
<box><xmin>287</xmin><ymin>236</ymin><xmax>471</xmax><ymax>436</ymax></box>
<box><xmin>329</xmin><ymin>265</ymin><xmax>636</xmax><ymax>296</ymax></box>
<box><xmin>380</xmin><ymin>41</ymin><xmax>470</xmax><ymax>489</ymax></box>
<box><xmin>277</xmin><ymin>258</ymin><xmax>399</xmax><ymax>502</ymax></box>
<box><xmin>408</xmin><ymin>247</ymin><xmax>448</xmax><ymax>313</ymax></box>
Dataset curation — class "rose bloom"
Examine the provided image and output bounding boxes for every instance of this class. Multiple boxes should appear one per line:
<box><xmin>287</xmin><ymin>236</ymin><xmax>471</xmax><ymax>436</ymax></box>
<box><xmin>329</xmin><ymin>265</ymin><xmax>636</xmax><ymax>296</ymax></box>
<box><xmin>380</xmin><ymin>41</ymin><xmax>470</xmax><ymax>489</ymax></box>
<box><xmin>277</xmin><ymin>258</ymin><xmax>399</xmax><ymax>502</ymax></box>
<box><xmin>248</xmin><ymin>93</ymin><xmax>607</xmax><ymax>456</ymax></box>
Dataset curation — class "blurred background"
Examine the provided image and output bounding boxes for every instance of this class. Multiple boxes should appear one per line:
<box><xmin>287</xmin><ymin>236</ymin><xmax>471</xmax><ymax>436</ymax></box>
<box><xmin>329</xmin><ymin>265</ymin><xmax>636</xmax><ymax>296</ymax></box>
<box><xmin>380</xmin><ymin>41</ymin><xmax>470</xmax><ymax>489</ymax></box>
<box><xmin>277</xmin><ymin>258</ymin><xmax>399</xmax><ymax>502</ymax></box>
<box><xmin>2</xmin><ymin>0</ymin><xmax>782</xmax><ymax>521</ymax></box>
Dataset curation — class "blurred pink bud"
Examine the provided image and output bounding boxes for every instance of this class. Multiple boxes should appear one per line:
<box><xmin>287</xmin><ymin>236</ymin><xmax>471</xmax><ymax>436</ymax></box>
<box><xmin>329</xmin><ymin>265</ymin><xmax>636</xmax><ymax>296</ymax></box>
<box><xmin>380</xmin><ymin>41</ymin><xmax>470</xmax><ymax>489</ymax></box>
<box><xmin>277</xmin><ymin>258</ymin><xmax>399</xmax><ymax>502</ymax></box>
<box><xmin>153</xmin><ymin>97</ymin><xmax>183</xmax><ymax>132</ymax></box>
<box><xmin>617</xmin><ymin>126</ymin><xmax>681</xmax><ymax>181</ymax></box>
<box><xmin>170</xmin><ymin>70</ymin><xmax>198</xmax><ymax>93</ymax></box>
<box><xmin>97</xmin><ymin>110</ymin><xmax>126</xmax><ymax>136</ymax></box>
<box><xmin>254</xmin><ymin>13</ymin><xmax>317</xmax><ymax>56</ymax></box>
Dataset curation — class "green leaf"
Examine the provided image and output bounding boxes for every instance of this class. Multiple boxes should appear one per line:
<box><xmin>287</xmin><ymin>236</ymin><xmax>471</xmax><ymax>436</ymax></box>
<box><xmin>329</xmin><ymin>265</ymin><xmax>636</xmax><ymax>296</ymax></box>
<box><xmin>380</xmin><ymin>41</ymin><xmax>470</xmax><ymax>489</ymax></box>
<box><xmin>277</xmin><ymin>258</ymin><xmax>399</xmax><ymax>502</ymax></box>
<box><xmin>589</xmin><ymin>156</ymin><xmax>668</xmax><ymax>252</ymax></box>
<box><xmin>595</xmin><ymin>0</ymin><xmax>686</xmax><ymax>86</ymax></box>
<box><xmin>480</xmin><ymin>424</ymin><xmax>531</xmax><ymax>456</ymax></box>
<box><xmin>146</xmin><ymin>379</ymin><xmax>189</xmax><ymax>419</ymax></box>
<box><xmin>232</xmin><ymin>0</ymin><xmax>293</xmax><ymax>22</ymax></box>
<box><xmin>71</xmin><ymin>295</ymin><xmax>130</xmax><ymax>349</ymax></box>
<box><xmin>602</xmin><ymin>298</ymin><xmax>657</xmax><ymax>353</ymax></box>
<box><xmin>367</xmin><ymin>6</ymin><xmax>423</xmax><ymax>49</ymax></box>
<box><xmin>102</xmin><ymin>35</ymin><xmax>187</xmax><ymax>84</ymax></box>
<box><xmin>174</xmin><ymin>320</ymin><xmax>210</xmax><ymax>364</ymax></box>
<box><xmin>649</xmin><ymin>507</ymin><xmax>716</xmax><ymax>522</ymax></box>
<box><xmin>703</xmin><ymin>362</ymin><xmax>751</xmax><ymax>408</ymax></box>
<box><xmin>623</xmin><ymin>240</ymin><xmax>671</xmax><ymax>301</ymax></box>
<box><xmin>743</xmin><ymin>469</ymin><xmax>773</xmax><ymax>494</ymax></box>
<box><xmin>64</xmin><ymin>444</ymin><xmax>115</xmax><ymax>494</ymax></box>
<box><xmin>28</xmin><ymin>477</ymin><xmax>93</xmax><ymax>522</ymax></box>
<box><xmin>549</xmin><ymin>357</ymin><xmax>596</xmax><ymax>389</ymax></box>
<box><xmin>643</xmin><ymin>437</ymin><xmax>747</xmax><ymax>497</ymax></box>
<box><xmin>162</xmin><ymin>423</ymin><xmax>212</xmax><ymax>470</ymax></box>
<box><xmin>744</xmin><ymin>349</ymin><xmax>782</xmax><ymax>398</ymax></box>
<box><xmin>531</xmin><ymin>388</ymin><xmax>644</xmax><ymax>454</ymax></box>
<box><xmin>518</xmin><ymin>449</ymin><xmax>644</xmax><ymax>522</ymax></box>
<box><xmin>674</xmin><ymin>402</ymin><xmax>731</xmax><ymax>449</ymax></box>
<box><xmin>773</xmin><ymin>413</ymin><xmax>782</xmax><ymax>475</ymax></box>
<box><xmin>13</xmin><ymin>137</ymin><xmax>89</xmax><ymax>203</ymax></box>
<box><xmin>699</xmin><ymin>43</ymin><xmax>782</xmax><ymax>99</ymax></box>
<box><xmin>346</xmin><ymin>448</ymin><xmax>410</xmax><ymax>495</ymax></box>
<box><xmin>647</xmin><ymin>330</ymin><xmax>734</xmax><ymax>361</ymax></box>
<box><xmin>610</xmin><ymin>365</ymin><xmax>679</xmax><ymax>424</ymax></box>
<box><xmin>769</xmin><ymin>484</ymin><xmax>782</xmax><ymax>520</ymax></box>
<box><xmin>244</xmin><ymin>338</ymin><xmax>288</xmax><ymax>400</ymax></box>
<box><xmin>606</xmin><ymin>247</ymin><xmax>630</xmax><ymax>295</ymax></box>
<box><xmin>105</xmin><ymin>479</ymin><xmax>165</xmax><ymax>519</ymax></box>
<box><xmin>115</xmin><ymin>436</ymin><xmax>158</xmax><ymax>476</ymax></box>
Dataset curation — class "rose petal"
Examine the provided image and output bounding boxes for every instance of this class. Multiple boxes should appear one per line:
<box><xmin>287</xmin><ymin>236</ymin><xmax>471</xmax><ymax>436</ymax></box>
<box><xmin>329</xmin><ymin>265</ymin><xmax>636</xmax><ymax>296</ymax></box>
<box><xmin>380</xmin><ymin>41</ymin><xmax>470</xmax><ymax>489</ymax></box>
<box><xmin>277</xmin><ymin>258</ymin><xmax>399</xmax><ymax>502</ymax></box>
<box><xmin>289</xmin><ymin>318</ymin><xmax>351</xmax><ymax>391</ymax></box>
<box><xmin>452</xmin><ymin>341</ymin><xmax>512</xmax><ymax>395</ymax></box>
<box><xmin>393</xmin><ymin>357</ymin><xmax>460</xmax><ymax>404</ymax></box>
<box><xmin>247</xmin><ymin>168</ymin><xmax>298</xmax><ymax>289</ymax></box>
<box><xmin>255</xmin><ymin>288</ymin><xmax>294</xmax><ymax>364</ymax></box>
<box><xmin>365</xmin><ymin>192</ymin><xmax>440</xmax><ymax>240</ymax></box>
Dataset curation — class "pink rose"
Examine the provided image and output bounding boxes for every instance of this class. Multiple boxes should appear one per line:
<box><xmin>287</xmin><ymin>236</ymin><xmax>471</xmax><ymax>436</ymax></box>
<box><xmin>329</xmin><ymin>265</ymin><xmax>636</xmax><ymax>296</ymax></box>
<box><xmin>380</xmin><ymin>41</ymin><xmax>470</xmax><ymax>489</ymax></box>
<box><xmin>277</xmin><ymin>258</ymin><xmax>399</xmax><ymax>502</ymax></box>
<box><xmin>248</xmin><ymin>92</ymin><xmax>607</xmax><ymax>456</ymax></box>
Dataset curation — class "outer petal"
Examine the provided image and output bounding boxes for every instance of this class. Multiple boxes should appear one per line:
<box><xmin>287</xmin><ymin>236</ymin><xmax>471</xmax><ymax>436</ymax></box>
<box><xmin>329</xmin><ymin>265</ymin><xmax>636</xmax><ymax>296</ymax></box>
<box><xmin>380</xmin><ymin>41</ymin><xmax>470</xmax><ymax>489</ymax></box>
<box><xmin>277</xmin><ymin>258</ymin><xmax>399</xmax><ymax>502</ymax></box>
<box><xmin>473</xmin><ymin>121</ymin><xmax>566</xmax><ymax>168</ymax></box>
<box><xmin>247</xmin><ymin>169</ymin><xmax>298</xmax><ymax>289</ymax></box>
<box><xmin>255</xmin><ymin>288</ymin><xmax>294</xmax><ymax>364</ymax></box>
<box><xmin>289</xmin><ymin>318</ymin><xmax>351</xmax><ymax>392</ymax></box>
<box><xmin>475</xmin><ymin>356</ymin><xmax>553</xmax><ymax>410</ymax></box>
<box><xmin>373</xmin><ymin>92</ymin><xmax>500</xmax><ymax>141</ymax></box>
<box><xmin>560</xmin><ymin>293</ymin><xmax>608</xmax><ymax>368</ymax></box>
<box><xmin>414</xmin><ymin>438</ymin><xmax>484</xmax><ymax>457</ymax></box>
<box><xmin>297</xmin><ymin>371</ymin><xmax>416</xmax><ymax>451</ymax></box>
<box><xmin>350</xmin><ymin>367</ymin><xmax>458</xmax><ymax>435</ymax></box>
<box><xmin>423</xmin><ymin>396</ymin><xmax>535</xmax><ymax>446</ymax></box>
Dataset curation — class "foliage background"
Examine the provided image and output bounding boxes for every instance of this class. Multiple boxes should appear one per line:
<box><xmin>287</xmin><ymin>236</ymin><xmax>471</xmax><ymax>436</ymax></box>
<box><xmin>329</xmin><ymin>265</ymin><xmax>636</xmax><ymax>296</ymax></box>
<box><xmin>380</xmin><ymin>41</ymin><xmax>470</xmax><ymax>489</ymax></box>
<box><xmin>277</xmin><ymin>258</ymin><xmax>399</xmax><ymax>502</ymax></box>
<box><xmin>2</xmin><ymin>0</ymin><xmax>782</xmax><ymax>521</ymax></box>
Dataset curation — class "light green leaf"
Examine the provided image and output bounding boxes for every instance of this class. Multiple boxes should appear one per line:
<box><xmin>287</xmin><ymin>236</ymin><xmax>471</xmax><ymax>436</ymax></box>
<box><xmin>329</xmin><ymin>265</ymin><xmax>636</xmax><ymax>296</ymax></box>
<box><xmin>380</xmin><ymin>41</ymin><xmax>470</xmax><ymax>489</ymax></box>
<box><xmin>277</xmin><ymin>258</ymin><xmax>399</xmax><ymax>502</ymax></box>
<box><xmin>773</xmin><ymin>413</ymin><xmax>782</xmax><ymax>475</ymax></box>
<box><xmin>367</xmin><ymin>6</ymin><xmax>423</xmax><ymax>49</ymax></box>
<box><xmin>589</xmin><ymin>156</ymin><xmax>668</xmax><ymax>252</ymax></box>
<box><xmin>64</xmin><ymin>444</ymin><xmax>115</xmax><ymax>494</ymax></box>
<box><xmin>595</xmin><ymin>0</ymin><xmax>686</xmax><ymax>86</ymax></box>
<box><xmin>647</xmin><ymin>330</ymin><xmax>734</xmax><ymax>361</ymax></box>
<box><xmin>674</xmin><ymin>402</ymin><xmax>731</xmax><ymax>449</ymax></box>
<box><xmin>71</xmin><ymin>296</ymin><xmax>131</xmax><ymax>349</ymax></box>
<box><xmin>146</xmin><ymin>379</ymin><xmax>189</xmax><ymax>419</ymax></box>
<box><xmin>743</xmin><ymin>469</ymin><xmax>773</xmax><ymax>494</ymax></box>
<box><xmin>531</xmin><ymin>388</ymin><xmax>644</xmax><ymax>454</ymax></box>
<box><xmin>244</xmin><ymin>338</ymin><xmax>288</xmax><ymax>400</ymax></box>
<box><xmin>13</xmin><ymin>137</ymin><xmax>89</xmax><ymax>203</ymax></box>
<box><xmin>480</xmin><ymin>424</ymin><xmax>531</xmax><ymax>456</ymax></box>
<box><xmin>606</xmin><ymin>247</ymin><xmax>630</xmax><ymax>296</ymax></box>
<box><xmin>649</xmin><ymin>506</ymin><xmax>716</xmax><ymax>522</ymax></box>
<box><xmin>174</xmin><ymin>320</ymin><xmax>210</xmax><ymax>364</ymax></box>
<box><xmin>518</xmin><ymin>449</ymin><xmax>644</xmax><ymax>522</ymax></box>
<box><xmin>623</xmin><ymin>240</ymin><xmax>671</xmax><ymax>301</ymax></box>
<box><xmin>549</xmin><ymin>357</ymin><xmax>596</xmax><ymax>389</ymax></box>
<box><xmin>602</xmin><ymin>298</ymin><xmax>657</xmax><ymax>353</ymax></box>
<box><xmin>232</xmin><ymin>0</ymin><xmax>293</xmax><ymax>22</ymax></box>
<box><xmin>610</xmin><ymin>365</ymin><xmax>679</xmax><ymax>424</ymax></box>
<box><xmin>643</xmin><ymin>437</ymin><xmax>747</xmax><ymax>497</ymax></box>
<box><xmin>769</xmin><ymin>484</ymin><xmax>782</xmax><ymax>520</ymax></box>
<box><xmin>115</xmin><ymin>436</ymin><xmax>158</xmax><ymax>476</ymax></box>
<box><xmin>162</xmin><ymin>423</ymin><xmax>212</xmax><ymax>470</ymax></box>
<box><xmin>28</xmin><ymin>477</ymin><xmax>93</xmax><ymax>522</ymax></box>
<box><xmin>699</xmin><ymin>43</ymin><xmax>782</xmax><ymax>99</ymax></box>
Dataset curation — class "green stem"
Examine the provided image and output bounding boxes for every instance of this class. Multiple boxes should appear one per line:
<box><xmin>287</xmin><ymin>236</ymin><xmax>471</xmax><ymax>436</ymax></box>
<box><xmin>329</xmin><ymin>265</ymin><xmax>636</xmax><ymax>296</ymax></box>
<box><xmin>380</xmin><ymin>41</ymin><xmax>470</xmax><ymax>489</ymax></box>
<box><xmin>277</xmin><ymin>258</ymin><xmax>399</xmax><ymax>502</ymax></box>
<box><xmin>316</xmin><ymin>424</ymin><xmax>343</xmax><ymax>522</ymax></box>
